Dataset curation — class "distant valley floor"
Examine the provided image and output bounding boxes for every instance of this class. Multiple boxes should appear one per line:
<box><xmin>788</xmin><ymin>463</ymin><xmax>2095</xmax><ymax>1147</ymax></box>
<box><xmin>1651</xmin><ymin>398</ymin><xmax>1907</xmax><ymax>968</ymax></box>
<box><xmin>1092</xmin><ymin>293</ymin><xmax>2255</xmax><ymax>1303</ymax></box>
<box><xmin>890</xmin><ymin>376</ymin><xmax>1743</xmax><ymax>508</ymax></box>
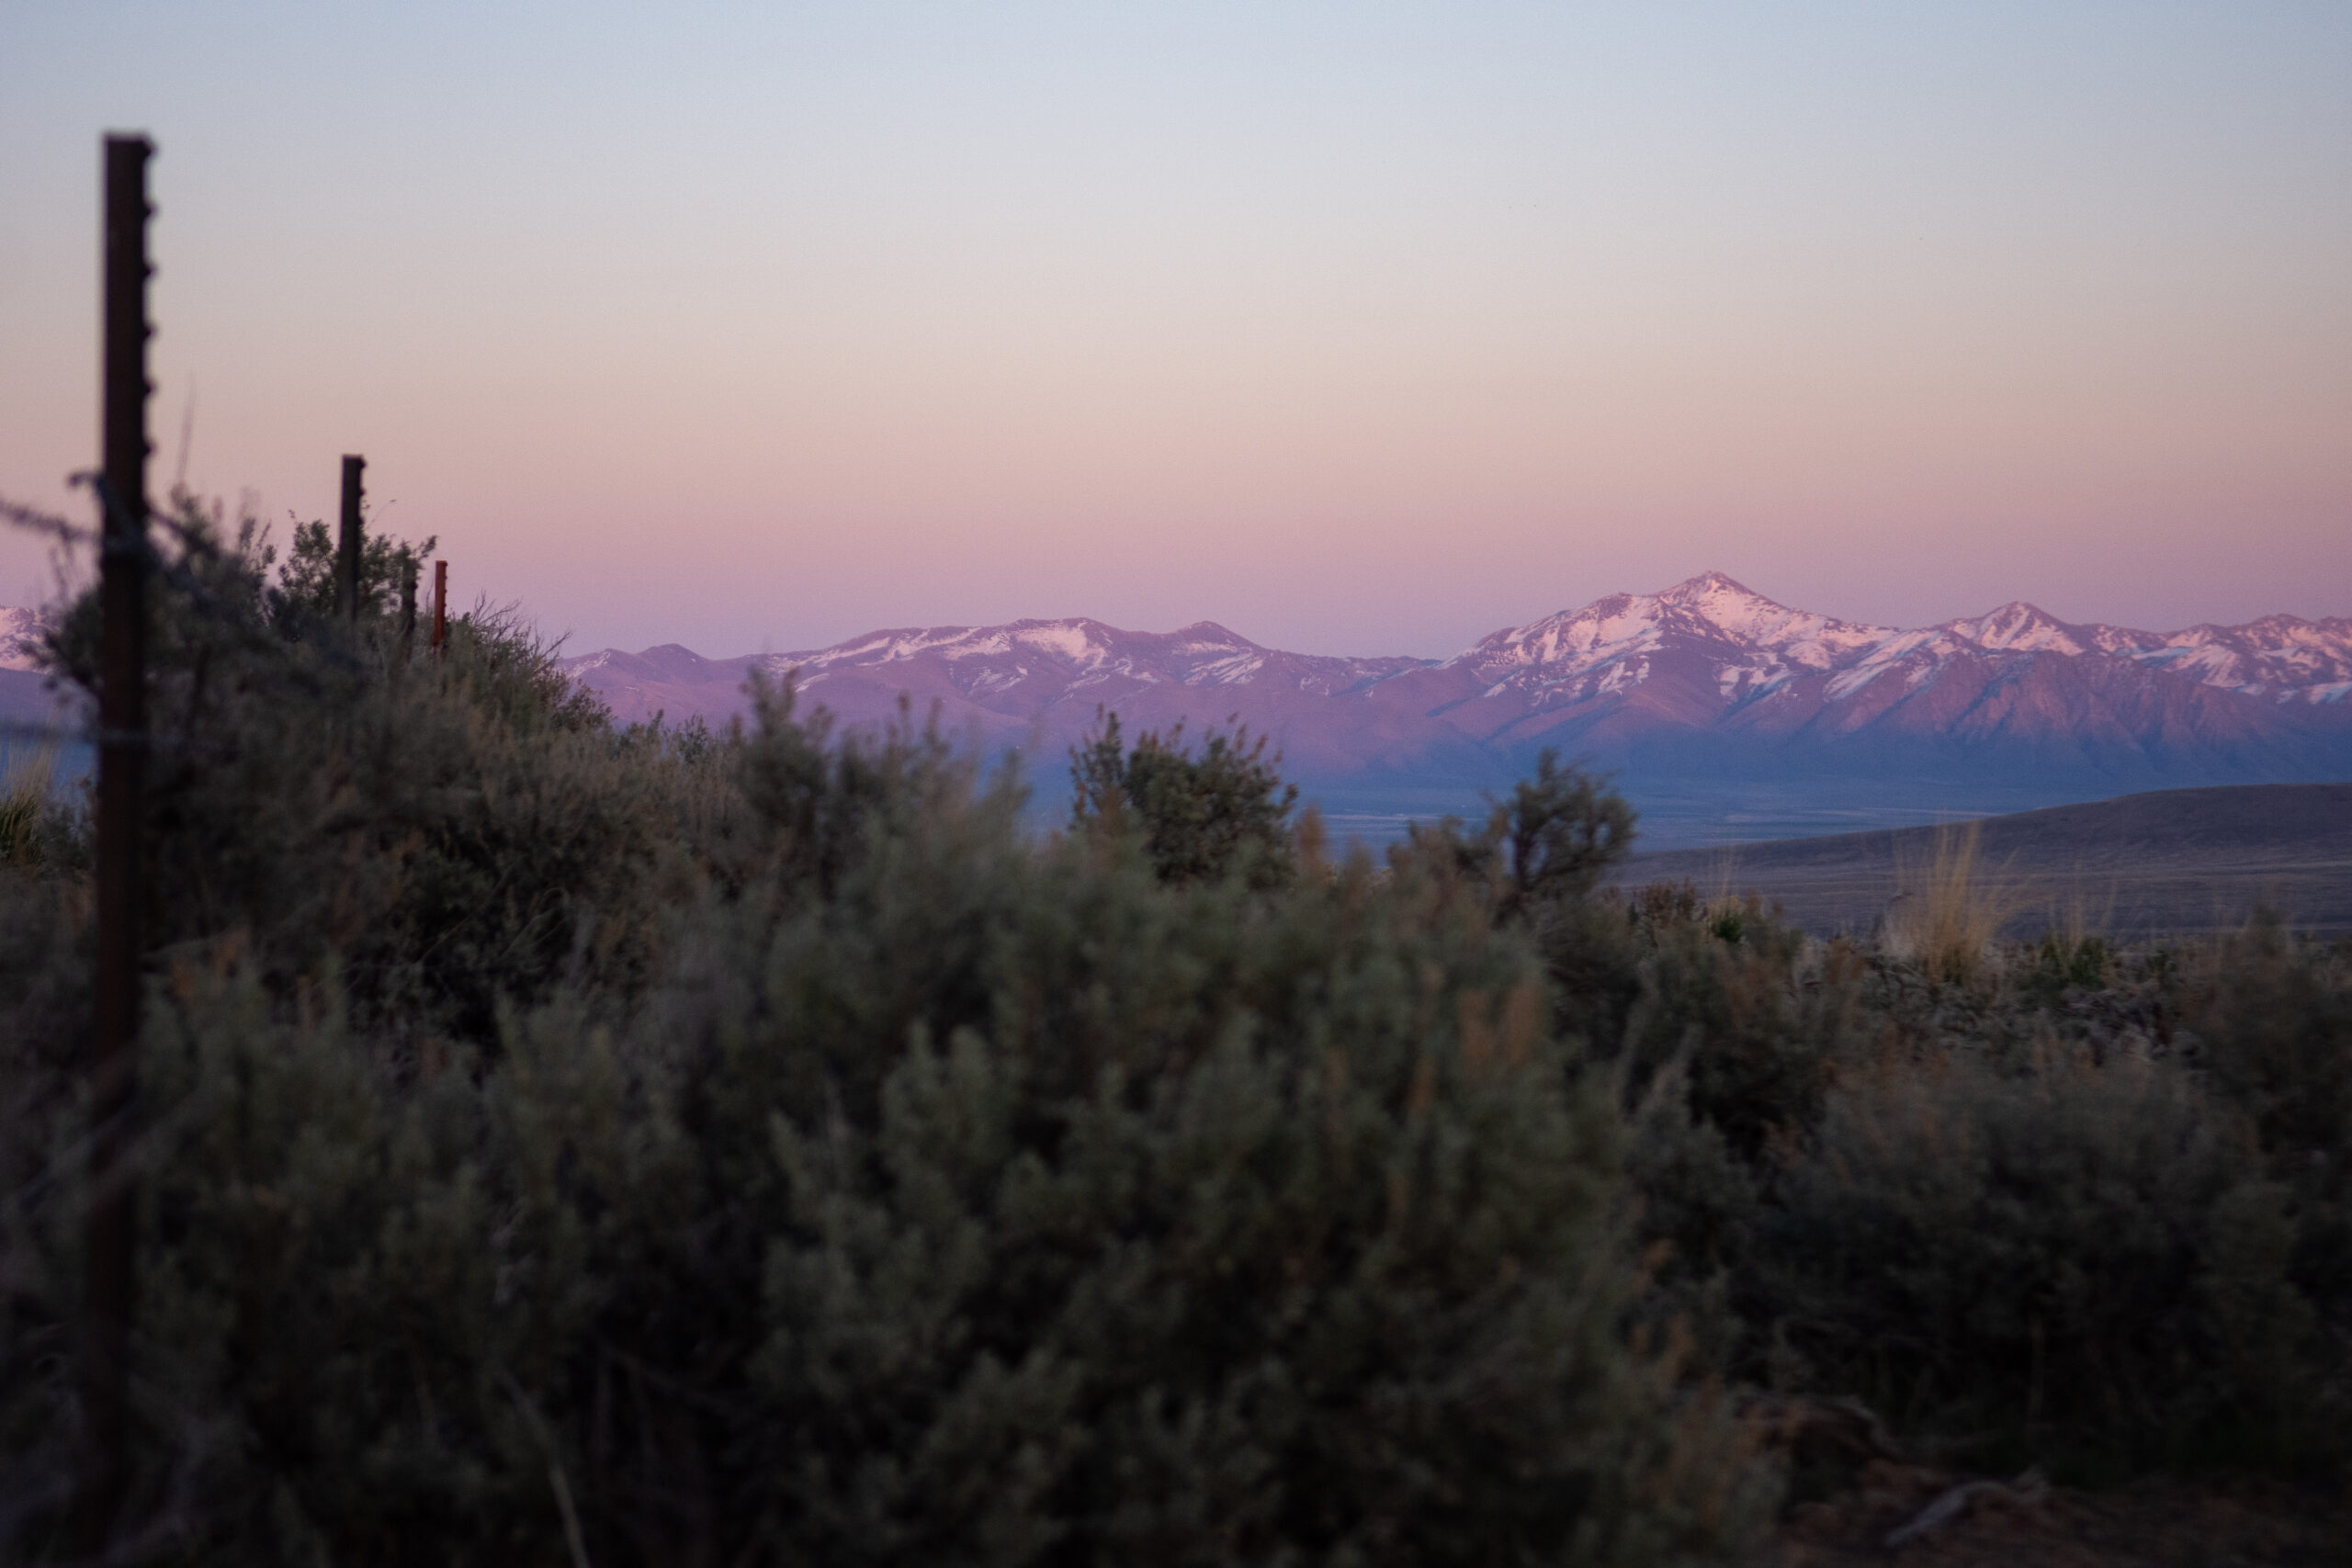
<box><xmin>1306</xmin><ymin>774</ymin><xmax>2080</xmax><ymax>855</ymax></box>
<box><xmin>1605</xmin><ymin>782</ymin><xmax>2352</xmax><ymax>939</ymax></box>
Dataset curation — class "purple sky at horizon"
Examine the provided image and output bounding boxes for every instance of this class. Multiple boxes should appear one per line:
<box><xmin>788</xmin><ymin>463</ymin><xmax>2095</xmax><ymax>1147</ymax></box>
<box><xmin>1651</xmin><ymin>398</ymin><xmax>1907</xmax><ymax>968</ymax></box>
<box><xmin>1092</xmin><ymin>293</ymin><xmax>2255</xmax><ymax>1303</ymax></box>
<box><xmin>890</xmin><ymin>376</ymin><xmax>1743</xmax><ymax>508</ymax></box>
<box><xmin>4</xmin><ymin>2</ymin><xmax>2347</xmax><ymax>660</ymax></box>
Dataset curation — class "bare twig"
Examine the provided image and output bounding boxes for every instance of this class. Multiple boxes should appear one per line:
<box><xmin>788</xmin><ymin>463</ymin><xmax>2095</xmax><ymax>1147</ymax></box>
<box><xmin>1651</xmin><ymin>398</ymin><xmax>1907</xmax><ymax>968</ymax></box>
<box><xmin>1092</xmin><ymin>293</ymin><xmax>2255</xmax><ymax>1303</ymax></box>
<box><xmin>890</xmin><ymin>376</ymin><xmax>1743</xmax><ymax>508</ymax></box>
<box><xmin>1885</xmin><ymin>1467</ymin><xmax>2049</xmax><ymax>1549</ymax></box>
<box><xmin>0</xmin><ymin>494</ymin><xmax>90</xmax><ymax>546</ymax></box>
<box><xmin>497</xmin><ymin>1367</ymin><xmax>594</xmax><ymax>1568</ymax></box>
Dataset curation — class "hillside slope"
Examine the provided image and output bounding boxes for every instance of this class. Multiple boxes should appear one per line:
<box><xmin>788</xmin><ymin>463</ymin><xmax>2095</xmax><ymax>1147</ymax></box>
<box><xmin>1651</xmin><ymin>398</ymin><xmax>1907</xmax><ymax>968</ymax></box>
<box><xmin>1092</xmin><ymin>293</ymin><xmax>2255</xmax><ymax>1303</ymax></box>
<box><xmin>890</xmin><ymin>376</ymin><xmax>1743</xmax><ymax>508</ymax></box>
<box><xmin>1611</xmin><ymin>783</ymin><xmax>2352</xmax><ymax>937</ymax></box>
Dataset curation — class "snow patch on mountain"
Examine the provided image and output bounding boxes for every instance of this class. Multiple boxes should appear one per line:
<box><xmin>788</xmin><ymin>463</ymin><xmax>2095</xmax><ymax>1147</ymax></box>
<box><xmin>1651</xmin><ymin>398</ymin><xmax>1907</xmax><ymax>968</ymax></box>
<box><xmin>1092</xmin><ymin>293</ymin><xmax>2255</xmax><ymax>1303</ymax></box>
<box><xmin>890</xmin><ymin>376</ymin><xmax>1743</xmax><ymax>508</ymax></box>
<box><xmin>1944</xmin><ymin>604</ymin><xmax>2075</xmax><ymax>654</ymax></box>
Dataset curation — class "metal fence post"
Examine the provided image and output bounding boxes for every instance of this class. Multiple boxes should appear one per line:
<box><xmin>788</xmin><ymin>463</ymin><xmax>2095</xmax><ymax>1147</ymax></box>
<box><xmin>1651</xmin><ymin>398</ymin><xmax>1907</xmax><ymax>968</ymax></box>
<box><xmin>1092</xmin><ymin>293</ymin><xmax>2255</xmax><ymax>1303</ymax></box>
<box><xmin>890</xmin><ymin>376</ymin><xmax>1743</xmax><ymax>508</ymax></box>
<box><xmin>401</xmin><ymin>558</ymin><xmax>418</xmax><ymax>656</ymax></box>
<box><xmin>337</xmin><ymin>454</ymin><xmax>365</xmax><ymax>624</ymax></box>
<box><xmin>82</xmin><ymin>128</ymin><xmax>154</xmax><ymax>1554</ymax></box>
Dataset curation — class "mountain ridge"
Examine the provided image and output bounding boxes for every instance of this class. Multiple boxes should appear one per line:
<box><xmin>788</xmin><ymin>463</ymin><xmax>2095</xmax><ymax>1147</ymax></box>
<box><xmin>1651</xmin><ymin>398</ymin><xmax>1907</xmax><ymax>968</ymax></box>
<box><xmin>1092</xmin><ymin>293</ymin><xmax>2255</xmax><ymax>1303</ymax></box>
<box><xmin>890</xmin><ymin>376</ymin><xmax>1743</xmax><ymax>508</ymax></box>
<box><xmin>5</xmin><ymin>579</ymin><xmax>2347</xmax><ymax>827</ymax></box>
<box><xmin>572</xmin><ymin>573</ymin><xmax>2352</xmax><ymax>713</ymax></box>
<box><xmin>548</xmin><ymin>574</ymin><xmax>2352</xmax><ymax>816</ymax></box>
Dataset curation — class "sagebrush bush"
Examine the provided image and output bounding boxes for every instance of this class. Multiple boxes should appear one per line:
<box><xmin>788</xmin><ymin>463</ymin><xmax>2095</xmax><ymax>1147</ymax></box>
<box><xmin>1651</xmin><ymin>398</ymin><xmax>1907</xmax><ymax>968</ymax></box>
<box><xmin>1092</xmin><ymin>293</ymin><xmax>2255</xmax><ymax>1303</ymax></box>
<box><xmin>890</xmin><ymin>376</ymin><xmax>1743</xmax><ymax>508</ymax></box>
<box><xmin>1069</xmin><ymin>708</ymin><xmax>1300</xmax><ymax>889</ymax></box>
<box><xmin>2182</xmin><ymin>915</ymin><xmax>2352</xmax><ymax>1330</ymax></box>
<box><xmin>0</xmin><ymin>507</ymin><xmax>1775</xmax><ymax>1564</ymax></box>
<box><xmin>1606</xmin><ymin>890</ymin><xmax>1860</xmax><ymax>1164</ymax></box>
<box><xmin>37</xmin><ymin>498</ymin><xmax>716</xmax><ymax>1045</ymax></box>
<box><xmin>1758</xmin><ymin>1040</ymin><xmax>2318</xmax><ymax>1475</ymax></box>
<box><xmin>7</xmin><ymin>491</ymin><xmax>2350</xmax><ymax>1562</ymax></box>
<box><xmin>1533</xmin><ymin>876</ymin><xmax>2351</xmax><ymax>1483</ymax></box>
<box><xmin>1510</xmin><ymin>885</ymin><xmax>1863</xmax><ymax>1331</ymax></box>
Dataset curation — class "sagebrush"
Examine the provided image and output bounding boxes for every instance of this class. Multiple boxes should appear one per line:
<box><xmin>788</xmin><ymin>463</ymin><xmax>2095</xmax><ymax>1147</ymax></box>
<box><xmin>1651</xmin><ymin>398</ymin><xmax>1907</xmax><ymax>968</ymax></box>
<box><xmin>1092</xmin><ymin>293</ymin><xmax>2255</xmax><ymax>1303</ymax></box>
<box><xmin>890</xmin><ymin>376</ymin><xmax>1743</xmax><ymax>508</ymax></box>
<box><xmin>2</xmin><ymin>495</ymin><xmax>2346</xmax><ymax>1563</ymax></box>
<box><xmin>0</xmin><ymin>501</ymin><xmax>1773</xmax><ymax>1564</ymax></box>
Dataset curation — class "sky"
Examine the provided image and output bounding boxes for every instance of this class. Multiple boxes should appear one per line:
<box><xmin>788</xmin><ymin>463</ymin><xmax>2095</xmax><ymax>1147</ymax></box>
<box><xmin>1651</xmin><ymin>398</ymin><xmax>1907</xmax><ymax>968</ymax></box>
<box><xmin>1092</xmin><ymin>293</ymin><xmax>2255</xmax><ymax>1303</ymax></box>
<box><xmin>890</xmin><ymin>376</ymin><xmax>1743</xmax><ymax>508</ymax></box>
<box><xmin>3</xmin><ymin>2</ymin><xmax>2347</xmax><ymax>660</ymax></box>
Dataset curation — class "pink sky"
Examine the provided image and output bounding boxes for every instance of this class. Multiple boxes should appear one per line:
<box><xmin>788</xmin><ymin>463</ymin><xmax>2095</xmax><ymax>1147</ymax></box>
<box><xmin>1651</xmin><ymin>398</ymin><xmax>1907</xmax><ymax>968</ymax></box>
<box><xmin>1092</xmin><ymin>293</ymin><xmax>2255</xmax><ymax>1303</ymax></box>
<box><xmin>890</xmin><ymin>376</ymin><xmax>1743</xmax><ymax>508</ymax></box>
<box><xmin>3</xmin><ymin>3</ymin><xmax>2346</xmax><ymax>659</ymax></box>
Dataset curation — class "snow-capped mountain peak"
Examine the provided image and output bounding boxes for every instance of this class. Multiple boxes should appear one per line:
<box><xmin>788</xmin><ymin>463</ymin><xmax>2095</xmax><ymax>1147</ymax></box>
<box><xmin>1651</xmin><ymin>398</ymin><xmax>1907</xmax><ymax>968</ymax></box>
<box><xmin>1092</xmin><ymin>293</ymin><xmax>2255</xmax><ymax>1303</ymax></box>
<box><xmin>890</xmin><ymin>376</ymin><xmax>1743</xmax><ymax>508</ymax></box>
<box><xmin>1419</xmin><ymin>577</ymin><xmax>2352</xmax><ymax>727</ymax></box>
<box><xmin>613</xmin><ymin>615</ymin><xmax>1430</xmax><ymax>719</ymax></box>
<box><xmin>1946</xmin><ymin>602</ymin><xmax>2087</xmax><ymax>655</ymax></box>
<box><xmin>764</xmin><ymin>616</ymin><xmax>1278</xmax><ymax>692</ymax></box>
<box><xmin>1452</xmin><ymin>575</ymin><xmax>1893</xmax><ymax>710</ymax></box>
<box><xmin>1655</xmin><ymin>571</ymin><xmax>1827</xmax><ymax>639</ymax></box>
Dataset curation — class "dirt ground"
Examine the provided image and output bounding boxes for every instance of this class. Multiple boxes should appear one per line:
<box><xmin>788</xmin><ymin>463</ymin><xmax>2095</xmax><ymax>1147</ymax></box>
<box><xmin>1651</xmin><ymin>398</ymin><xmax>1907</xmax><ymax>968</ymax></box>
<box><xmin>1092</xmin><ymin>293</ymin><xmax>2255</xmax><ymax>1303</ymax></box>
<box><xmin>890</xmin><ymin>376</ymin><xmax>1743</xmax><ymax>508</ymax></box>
<box><xmin>1772</xmin><ymin>1459</ymin><xmax>2349</xmax><ymax>1567</ymax></box>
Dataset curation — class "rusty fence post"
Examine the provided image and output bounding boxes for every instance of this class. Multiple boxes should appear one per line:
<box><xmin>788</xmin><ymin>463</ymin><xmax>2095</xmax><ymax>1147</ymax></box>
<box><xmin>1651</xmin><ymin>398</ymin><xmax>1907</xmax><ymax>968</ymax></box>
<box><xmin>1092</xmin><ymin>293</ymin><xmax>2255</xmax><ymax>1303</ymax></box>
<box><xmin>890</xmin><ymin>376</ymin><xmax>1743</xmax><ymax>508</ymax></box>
<box><xmin>337</xmin><ymin>454</ymin><xmax>365</xmax><ymax>624</ymax></box>
<box><xmin>432</xmin><ymin>559</ymin><xmax>448</xmax><ymax>659</ymax></box>
<box><xmin>81</xmin><ymin>128</ymin><xmax>154</xmax><ymax>1555</ymax></box>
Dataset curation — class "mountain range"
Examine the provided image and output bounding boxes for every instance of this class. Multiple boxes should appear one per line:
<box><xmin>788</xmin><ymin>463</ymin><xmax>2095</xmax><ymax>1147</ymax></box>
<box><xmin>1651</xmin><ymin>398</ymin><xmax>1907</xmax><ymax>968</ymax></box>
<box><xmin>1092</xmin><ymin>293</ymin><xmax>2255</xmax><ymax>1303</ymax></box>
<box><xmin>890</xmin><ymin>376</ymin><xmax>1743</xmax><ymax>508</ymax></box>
<box><xmin>6</xmin><ymin>578</ymin><xmax>2348</xmax><ymax>841</ymax></box>
<box><xmin>559</xmin><ymin>574</ymin><xmax>2352</xmax><ymax>824</ymax></box>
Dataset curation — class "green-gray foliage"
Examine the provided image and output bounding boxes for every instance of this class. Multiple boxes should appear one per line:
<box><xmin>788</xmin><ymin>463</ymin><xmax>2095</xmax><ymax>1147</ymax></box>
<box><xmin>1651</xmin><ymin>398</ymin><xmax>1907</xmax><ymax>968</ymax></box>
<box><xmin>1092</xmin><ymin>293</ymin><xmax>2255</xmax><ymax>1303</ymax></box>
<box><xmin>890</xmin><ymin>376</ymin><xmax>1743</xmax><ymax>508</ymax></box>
<box><xmin>1759</xmin><ymin>1043</ymin><xmax>2316</xmax><ymax>1476</ymax></box>
<box><xmin>1594</xmin><ymin>896</ymin><xmax>2348</xmax><ymax>1480</ymax></box>
<box><xmin>1399</xmin><ymin>751</ymin><xmax>1635</xmax><ymax>926</ymax></box>
<box><xmin>40</xmin><ymin>497</ymin><xmax>675</xmax><ymax>1043</ymax></box>
<box><xmin>273</xmin><ymin>512</ymin><xmax>438</xmax><ymax>629</ymax></box>
<box><xmin>2184</xmin><ymin>916</ymin><xmax>2352</xmax><ymax>1348</ymax></box>
<box><xmin>0</xmin><ymin>506</ymin><xmax>1773</xmax><ymax>1563</ymax></box>
<box><xmin>1069</xmin><ymin>709</ymin><xmax>1300</xmax><ymax>889</ymax></box>
<box><xmin>6</xmin><ymin>491</ymin><xmax>2349</xmax><ymax>1560</ymax></box>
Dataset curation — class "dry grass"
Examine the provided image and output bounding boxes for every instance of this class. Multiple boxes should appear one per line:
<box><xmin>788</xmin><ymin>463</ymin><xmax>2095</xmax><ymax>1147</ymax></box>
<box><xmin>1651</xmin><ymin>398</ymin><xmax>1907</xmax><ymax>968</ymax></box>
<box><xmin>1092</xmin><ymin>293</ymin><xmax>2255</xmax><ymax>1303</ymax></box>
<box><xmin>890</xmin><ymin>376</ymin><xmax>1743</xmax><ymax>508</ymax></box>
<box><xmin>0</xmin><ymin>739</ymin><xmax>59</xmax><ymax>868</ymax></box>
<box><xmin>1886</xmin><ymin>822</ymin><xmax>2019</xmax><ymax>985</ymax></box>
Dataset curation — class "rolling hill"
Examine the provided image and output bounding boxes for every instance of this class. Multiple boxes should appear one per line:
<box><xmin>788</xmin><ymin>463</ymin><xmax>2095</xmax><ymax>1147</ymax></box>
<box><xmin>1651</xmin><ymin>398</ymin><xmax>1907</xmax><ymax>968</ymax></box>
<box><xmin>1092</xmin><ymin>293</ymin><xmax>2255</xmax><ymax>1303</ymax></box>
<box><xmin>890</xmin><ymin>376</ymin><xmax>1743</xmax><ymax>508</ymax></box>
<box><xmin>1611</xmin><ymin>783</ymin><xmax>2352</xmax><ymax>938</ymax></box>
